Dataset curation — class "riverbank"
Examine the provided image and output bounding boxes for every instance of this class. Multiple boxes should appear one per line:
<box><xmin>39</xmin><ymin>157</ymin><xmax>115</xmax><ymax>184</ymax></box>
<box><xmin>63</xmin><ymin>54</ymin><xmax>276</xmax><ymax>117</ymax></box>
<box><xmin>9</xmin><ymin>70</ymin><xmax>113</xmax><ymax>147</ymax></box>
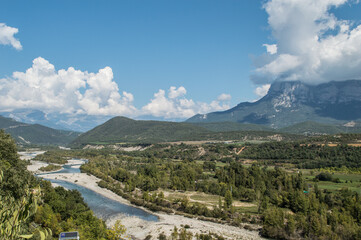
<box><xmin>29</xmin><ymin>161</ymin><xmax>263</xmax><ymax>239</ymax></box>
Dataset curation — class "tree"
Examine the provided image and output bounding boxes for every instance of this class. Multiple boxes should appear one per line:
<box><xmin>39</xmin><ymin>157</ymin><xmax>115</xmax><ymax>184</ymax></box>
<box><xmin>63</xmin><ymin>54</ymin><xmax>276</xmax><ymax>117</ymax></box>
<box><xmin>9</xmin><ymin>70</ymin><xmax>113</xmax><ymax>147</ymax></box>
<box><xmin>171</xmin><ymin>226</ymin><xmax>179</xmax><ymax>240</ymax></box>
<box><xmin>0</xmin><ymin>130</ymin><xmax>31</xmax><ymax>199</ymax></box>
<box><xmin>224</xmin><ymin>190</ymin><xmax>233</xmax><ymax>209</ymax></box>
<box><xmin>0</xmin><ymin>171</ymin><xmax>51</xmax><ymax>240</ymax></box>
<box><xmin>107</xmin><ymin>220</ymin><xmax>127</xmax><ymax>240</ymax></box>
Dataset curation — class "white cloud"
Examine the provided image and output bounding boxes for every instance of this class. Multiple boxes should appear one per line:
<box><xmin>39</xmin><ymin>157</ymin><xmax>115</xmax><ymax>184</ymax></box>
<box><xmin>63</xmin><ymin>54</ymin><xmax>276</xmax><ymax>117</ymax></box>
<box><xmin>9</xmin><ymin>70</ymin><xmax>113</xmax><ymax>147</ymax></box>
<box><xmin>254</xmin><ymin>84</ymin><xmax>271</xmax><ymax>98</ymax></box>
<box><xmin>262</xmin><ymin>44</ymin><xmax>277</xmax><ymax>55</ymax></box>
<box><xmin>0</xmin><ymin>23</ymin><xmax>22</xmax><ymax>50</ymax></box>
<box><xmin>168</xmin><ymin>86</ymin><xmax>186</xmax><ymax>99</ymax></box>
<box><xmin>217</xmin><ymin>93</ymin><xmax>231</xmax><ymax>101</ymax></box>
<box><xmin>0</xmin><ymin>57</ymin><xmax>136</xmax><ymax>116</ymax></box>
<box><xmin>0</xmin><ymin>57</ymin><xmax>231</xmax><ymax>119</ymax></box>
<box><xmin>142</xmin><ymin>87</ymin><xmax>231</xmax><ymax>119</ymax></box>
<box><xmin>251</xmin><ymin>0</ymin><xmax>361</xmax><ymax>85</ymax></box>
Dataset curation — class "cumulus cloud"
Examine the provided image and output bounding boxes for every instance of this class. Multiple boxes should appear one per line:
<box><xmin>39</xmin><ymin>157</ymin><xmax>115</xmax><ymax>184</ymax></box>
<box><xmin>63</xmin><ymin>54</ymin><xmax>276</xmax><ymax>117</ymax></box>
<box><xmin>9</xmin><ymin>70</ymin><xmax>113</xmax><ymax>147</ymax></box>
<box><xmin>142</xmin><ymin>87</ymin><xmax>231</xmax><ymax>119</ymax></box>
<box><xmin>217</xmin><ymin>93</ymin><xmax>231</xmax><ymax>101</ymax></box>
<box><xmin>251</xmin><ymin>0</ymin><xmax>361</xmax><ymax>85</ymax></box>
<box><xmin>0</xmin><ymin>57</ymin><xmax>137</xmax><ymax>116</ymax></box>
<box><xmin>262</xmin><ymin>44</ymin><xmax>277</xmax><ymax>55</ymax></box>
<box><xmin>168</xmin><ymin>86</ymin><xmax>186</xmax><ymax>99</ymax></box>
<box><xmin>254</xmin><ymin>84</ymin><xmax>271</xmax><ymax>98</ymax></box>
<box><xmin>0</xmin><ymin>23</ymin><xmax>22</xmax><ymax>50</ymax></box>
<box><xmin>0</xmin><ymin>57</ymin><xmax>231</xmax><ymax>119</ymax></box>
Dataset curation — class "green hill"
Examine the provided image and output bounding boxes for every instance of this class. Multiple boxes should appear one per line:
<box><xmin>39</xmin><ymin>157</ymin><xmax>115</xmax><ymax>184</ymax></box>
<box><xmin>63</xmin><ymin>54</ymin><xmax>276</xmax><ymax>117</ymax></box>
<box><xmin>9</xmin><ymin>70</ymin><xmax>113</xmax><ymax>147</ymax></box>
<box><xmin>0</xmin><ymin>115</ymin><xmax>80</xmax><ymax>145</ymax></box>
<box><xmin>71</xmin><ymin>116</ymin><xmax>210</xmax><ymax>146</ymax></box>
<box><xmin>71</xmin><ymin>116</ymin><xmax>303</xmax><ymax>147</ymax></box>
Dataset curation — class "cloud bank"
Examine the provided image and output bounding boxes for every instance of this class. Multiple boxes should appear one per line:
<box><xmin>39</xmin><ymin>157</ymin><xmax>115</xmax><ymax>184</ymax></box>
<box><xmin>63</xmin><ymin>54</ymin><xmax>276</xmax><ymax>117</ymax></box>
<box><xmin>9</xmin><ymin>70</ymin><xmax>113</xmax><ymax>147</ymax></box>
<box><xmin>251</xmin><ymin>0</ymin><xmax>361</xmax><ymax>85</ymax></box>
<box><xmin>0</xmin><ymin>23</ymin><xmax>22</xmax><ymax>50</ymax></box>
<box><xmin>142</xmin><ymin>88</ymin><xmax>230</xmax><ymax>119</ymax></box>
<box><xmin>0</xmin><ymin>57</ymin><xmax>230</xmax><ymax>119</ymax></box>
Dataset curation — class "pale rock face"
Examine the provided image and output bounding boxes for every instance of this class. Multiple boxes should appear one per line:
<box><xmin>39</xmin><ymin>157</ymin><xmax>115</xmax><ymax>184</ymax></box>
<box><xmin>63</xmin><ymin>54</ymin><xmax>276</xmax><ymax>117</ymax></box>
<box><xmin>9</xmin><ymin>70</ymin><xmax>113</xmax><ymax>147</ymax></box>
<box><xmin>268</xmin><ymin>80</ymin><xmax>361</xmax><ymax>108</ymax></box>
<box><xmin>272</xmin><ymin>84</ymin><xmax>298</xmax><ymax>110</ymax></box>
<box><xmin>187</xmin><ymin>79</ymin><xmax>361</xmax><ymax>128</ymax></box>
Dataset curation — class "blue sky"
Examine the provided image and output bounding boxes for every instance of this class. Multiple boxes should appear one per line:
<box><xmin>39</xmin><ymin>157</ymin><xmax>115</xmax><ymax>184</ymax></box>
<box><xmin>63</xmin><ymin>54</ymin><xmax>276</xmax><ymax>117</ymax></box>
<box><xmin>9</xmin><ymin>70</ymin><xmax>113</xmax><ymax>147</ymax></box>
<box><xmin>1</xmin><ymin>0</ymin><xmax>361</xmax><ymax>120</ymax></box>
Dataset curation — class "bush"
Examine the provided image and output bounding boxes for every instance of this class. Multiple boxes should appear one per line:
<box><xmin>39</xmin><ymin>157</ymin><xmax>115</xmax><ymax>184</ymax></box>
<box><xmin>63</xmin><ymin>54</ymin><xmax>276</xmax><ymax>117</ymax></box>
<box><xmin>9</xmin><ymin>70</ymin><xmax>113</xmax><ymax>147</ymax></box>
<box><xmin>315</xmin><ymin>172</ymin><xmax>333</xmax><ymax>181</ymax></box>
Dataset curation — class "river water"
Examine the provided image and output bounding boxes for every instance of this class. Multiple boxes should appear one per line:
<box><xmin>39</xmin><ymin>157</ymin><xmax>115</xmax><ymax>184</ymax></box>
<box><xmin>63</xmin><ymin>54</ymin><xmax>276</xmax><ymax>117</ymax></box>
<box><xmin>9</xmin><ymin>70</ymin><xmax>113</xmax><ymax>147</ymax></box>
<box><xmin>23</xmin><ymin>153</ymin><xmax>158</xmax><ymax>222</ymax></box>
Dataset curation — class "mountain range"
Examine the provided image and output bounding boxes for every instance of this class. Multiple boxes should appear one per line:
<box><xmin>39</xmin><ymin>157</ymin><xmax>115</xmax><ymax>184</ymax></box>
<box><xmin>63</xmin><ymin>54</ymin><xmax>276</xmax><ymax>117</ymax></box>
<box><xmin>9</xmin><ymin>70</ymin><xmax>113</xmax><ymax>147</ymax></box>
<box><xmin>70</xmin><ymin>116</ymin><xmax>301</xmax><ymax>147</ymax></box>
<box><xmin>0</xmin><ymin>115</ymin><xmax>80</xmax><ymax>146</ymax></box>
<box><xmin>0</xmin><ymin>109</ymin><xmax>110</xmax><ymax>132</ymax></box>
<box><xmin>3</xmin><ymin>80</ymin><xmax>361</xmax><ymax>146</ymax></box>
<box><xmin>187</xmin><ymin>80</ymin><xmax>361</xmax><ymax>128</ymax></box>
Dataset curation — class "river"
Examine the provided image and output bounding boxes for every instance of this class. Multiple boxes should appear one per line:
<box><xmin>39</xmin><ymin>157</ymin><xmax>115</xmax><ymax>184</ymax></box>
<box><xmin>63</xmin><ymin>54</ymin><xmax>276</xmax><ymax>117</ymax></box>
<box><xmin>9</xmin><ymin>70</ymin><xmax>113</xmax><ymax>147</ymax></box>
<box><xmin>21</xmin><ymin>152</ymin><xmax>264</xmax><ymax>239</ymax></box>
<box><xmin>21</xmin><ymin>152</ymin><xmax>158</xmax><ymax>222</ymax></box>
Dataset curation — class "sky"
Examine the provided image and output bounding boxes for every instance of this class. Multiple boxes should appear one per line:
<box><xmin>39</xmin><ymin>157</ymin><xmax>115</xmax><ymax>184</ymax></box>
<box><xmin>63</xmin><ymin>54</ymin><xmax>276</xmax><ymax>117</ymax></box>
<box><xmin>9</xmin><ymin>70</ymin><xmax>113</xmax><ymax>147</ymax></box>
<box><xmin>1</xmin><ymin>0</ymin><xmax>361</xmax><ymax>121</ymax></box>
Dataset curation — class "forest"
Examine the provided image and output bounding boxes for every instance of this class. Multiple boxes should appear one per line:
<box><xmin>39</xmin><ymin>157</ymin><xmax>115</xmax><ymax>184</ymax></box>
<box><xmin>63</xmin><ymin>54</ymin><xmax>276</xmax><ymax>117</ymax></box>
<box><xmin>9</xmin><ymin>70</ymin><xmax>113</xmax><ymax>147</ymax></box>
<box><xmin>34</xmin><ymin>139</ymin><xmax>361</xmax><ymax>240</ymax></box>
<box><xmin>0</xmin><ymin>130</ymin><xmax>121</xmax><ymax>240</ymax></box>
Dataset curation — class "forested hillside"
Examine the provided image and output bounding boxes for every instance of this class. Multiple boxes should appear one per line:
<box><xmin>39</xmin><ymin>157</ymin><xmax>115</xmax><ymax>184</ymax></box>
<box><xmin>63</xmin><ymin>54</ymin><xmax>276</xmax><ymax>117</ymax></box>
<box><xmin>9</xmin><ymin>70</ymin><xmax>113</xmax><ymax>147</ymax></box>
<box><xmin>0</xmin><ymin>130</ymin><xmax>117</xmax><ymax>239</ymax></box>
<box><xmin>38</xmin><ymin>142</ymin><xmax>361</xmax><ymax>240</ymax></box>
<box><xmin>71</xmin><ymin>116</ymin><xmax>302</xmax><ymax>147</ymax></box>
<box><xmin>0</xmin><ymin>116</ymin><xmax>80</xmax><ymax>146</ymax></box>
<box><xmin>239</xmin><ymin>141</ymin><xmax>361</xmax><ymax>169</ymax></box>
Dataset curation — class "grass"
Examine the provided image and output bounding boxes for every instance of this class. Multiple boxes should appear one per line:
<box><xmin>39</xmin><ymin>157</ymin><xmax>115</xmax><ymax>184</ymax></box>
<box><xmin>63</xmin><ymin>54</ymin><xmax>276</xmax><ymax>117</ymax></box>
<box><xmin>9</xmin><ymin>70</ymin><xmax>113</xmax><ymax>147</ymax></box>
<box><xmin>232</xmin><ymin>140</ymin><xmax>268</xmax><ymax>145</ymax></box>
<box><xmin>234</xmin><ymin>205</ymin><xmax>258</xmax><ymax>214</ymax></box>
<box><xmin>215</xmin><ymin>161</ymin><xmax>227</xmax><ymax>168</ymax></box>
<box><xmin>303</xmin><ymin>171</ymin><xmax>361</xmax><ymax>193</ymax></box>
<box><xmin>195</xmin><ymin>160</ymin><xmax>204</xmax><ymax>165</ymax></box>
<box><xmin>162</xmin><ymin>190</ymin><xmax>258</xmax><ymax>213</ymax></box>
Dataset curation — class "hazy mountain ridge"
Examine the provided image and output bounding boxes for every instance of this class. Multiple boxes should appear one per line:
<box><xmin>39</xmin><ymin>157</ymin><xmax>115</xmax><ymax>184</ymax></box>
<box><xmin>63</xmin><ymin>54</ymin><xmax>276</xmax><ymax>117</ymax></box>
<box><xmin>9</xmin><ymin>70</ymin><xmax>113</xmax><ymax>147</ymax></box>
<box><xmin>187</xmin><ymin>80</ymin><xmax>361</xmax><ymax>128</ymax></box>
<box><xmin>0</xmin><ymin>109</ymin><xmax>110</xmax><ymax>132</ymax></box>
<box><xmin>0</xmin><ymin>115</ymin><xmax>81</xmax><ymax>145</ymax></box>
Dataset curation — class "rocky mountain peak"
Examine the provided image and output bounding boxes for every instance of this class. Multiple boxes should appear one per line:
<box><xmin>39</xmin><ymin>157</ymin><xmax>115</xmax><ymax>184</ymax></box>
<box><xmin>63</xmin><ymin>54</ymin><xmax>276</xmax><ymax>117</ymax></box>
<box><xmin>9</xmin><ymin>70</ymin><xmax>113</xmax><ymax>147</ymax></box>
<box><xmin>264</xmin><ymin>80</ymin><xmax>361</xmax><ymax>106</ymax></box>
<box><xmin>187</xmin><ymin>80</ymin><xmax>361</xmax><ymax>128</ymax></box>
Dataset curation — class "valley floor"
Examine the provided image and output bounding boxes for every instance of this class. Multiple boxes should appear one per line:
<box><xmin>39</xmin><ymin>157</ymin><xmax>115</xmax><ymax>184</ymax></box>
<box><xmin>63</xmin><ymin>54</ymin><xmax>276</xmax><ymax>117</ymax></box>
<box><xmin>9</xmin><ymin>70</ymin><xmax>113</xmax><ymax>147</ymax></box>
<box><xmin>28</xmin><ymin>161</ymin><xmax>263</xmax><ymax>240</ymax></box>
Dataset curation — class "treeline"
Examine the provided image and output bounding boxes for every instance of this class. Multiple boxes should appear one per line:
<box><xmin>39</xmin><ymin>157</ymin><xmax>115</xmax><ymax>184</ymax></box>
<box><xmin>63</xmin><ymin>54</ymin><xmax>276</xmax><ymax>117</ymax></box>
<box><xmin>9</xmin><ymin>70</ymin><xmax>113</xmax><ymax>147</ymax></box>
<box><xmin>35</xmin><ymin>180</ymin><xmax>108</xmax><ymax>239</ymax></box>
<box><xmin>262</xmin><ymin>187</ymin><xmax>361</xmax><ymax>239</ymax></box>
<box><xmin>39</xmin><ymin>164</ymin><xmax>61</xmax><ymax>172</ymax></box>
<box><xmin>77</xmin><ymin>146</ymin><xmax>361</xmax><ymax>239</ymax></box>
<box><xmin>310</xmin><ymin>133</ymin><xmax>361</xmax><ymax>143</ymax></box>
<box><xmin>240</xmin><ymin>142</ymin><xmax>361</xmax><ymax>168</ymax></box>
<box><xmin>34</xmin><ymin>150</ymin><xmax>68</xmax><ymax>164</ymax></box>
<box><xmin>34</xmin><ymin>142</ymin><xmax>361</xmax><ymax>239</ymax></box>
<box><xmin>0</xmin><ymin>130</ymin><xmax>116</xmax><ymax>240</ymax></box>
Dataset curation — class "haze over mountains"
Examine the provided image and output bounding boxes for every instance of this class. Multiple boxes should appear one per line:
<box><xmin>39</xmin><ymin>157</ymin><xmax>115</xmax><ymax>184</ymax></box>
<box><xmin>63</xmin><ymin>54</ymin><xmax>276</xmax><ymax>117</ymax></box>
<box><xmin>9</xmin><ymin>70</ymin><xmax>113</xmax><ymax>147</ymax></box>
<box><xmin>187</xmin><ymin>80</ymin><xmax>361</xmax><ymax>128</ymax></box>
<box><xmin>2</xmin><ymin>79</ymin><xmax>361</xmax><ymax>146</ymax></box>
<box><xmin>0</xmin><ymin>115</ymin><xmax>80</xmax><ymax>145</ymax></box>
<box><xmin>0</xmin><ymin>109</ymin><xmax>110</xmax><ymax>132</ymax></box>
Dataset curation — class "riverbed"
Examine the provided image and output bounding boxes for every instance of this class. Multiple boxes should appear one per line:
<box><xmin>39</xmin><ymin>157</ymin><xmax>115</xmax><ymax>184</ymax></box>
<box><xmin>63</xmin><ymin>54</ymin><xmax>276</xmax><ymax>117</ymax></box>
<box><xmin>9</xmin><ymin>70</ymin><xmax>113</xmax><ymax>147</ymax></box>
<box><xmin>37</xmin><ymin>160</ymin><xmax>158</xmax><ymax>222</ymax></box>
<box><xmin>23</xmin><ymin>151</ymin><xmax>263</xmax><ymax>239</ymax></box>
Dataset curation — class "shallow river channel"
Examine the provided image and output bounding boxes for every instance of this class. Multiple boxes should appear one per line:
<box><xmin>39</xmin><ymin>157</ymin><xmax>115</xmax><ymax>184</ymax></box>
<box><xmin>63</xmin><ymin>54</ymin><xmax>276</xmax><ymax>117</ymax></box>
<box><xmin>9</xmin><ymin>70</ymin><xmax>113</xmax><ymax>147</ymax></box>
<box><xmin>23</xmin><ymin>153</ymin><xmax>158</xmax><ymax>222</ymax></box>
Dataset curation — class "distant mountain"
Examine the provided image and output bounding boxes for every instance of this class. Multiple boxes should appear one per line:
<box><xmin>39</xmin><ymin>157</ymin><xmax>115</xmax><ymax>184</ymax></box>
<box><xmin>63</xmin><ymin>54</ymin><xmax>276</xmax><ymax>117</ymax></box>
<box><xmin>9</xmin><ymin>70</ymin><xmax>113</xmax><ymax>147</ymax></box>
<box><xmin>0</xmin><ymin>116</ymin><xmax>80</xmax><ymax>145</ymax></box>
<box><xmin>187</xmin><ymin>80</ymin><xmax>361</xmax><ymax>128</ymax></box>
<box><xmin>0</xmin><ymin>109</ymin><xmax>110</xmax><ymax>132</ymax></box>
<box><xmin>71</xmin><ymin>116</ymin><xmax>302</xmax><ymax>147</ymax></box>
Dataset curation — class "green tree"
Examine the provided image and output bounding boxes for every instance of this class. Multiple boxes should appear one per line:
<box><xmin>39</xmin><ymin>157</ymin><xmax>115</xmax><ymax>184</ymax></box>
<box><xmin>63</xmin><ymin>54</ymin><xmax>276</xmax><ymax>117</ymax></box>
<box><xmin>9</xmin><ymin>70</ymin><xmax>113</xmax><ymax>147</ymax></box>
<box><xmin>0</xmin><ymin>171</ymin><xmax>51</xmax><ymax>240</ymax></box>
<box><xmin>107</xmin><ymin>220</ymin><xmax>127</xmax><ymax>240</ymax></box>
<box><xmin>224</xmin><ymin>190</ymin><xmax>233</xmax><ymax>209</ymax></box>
